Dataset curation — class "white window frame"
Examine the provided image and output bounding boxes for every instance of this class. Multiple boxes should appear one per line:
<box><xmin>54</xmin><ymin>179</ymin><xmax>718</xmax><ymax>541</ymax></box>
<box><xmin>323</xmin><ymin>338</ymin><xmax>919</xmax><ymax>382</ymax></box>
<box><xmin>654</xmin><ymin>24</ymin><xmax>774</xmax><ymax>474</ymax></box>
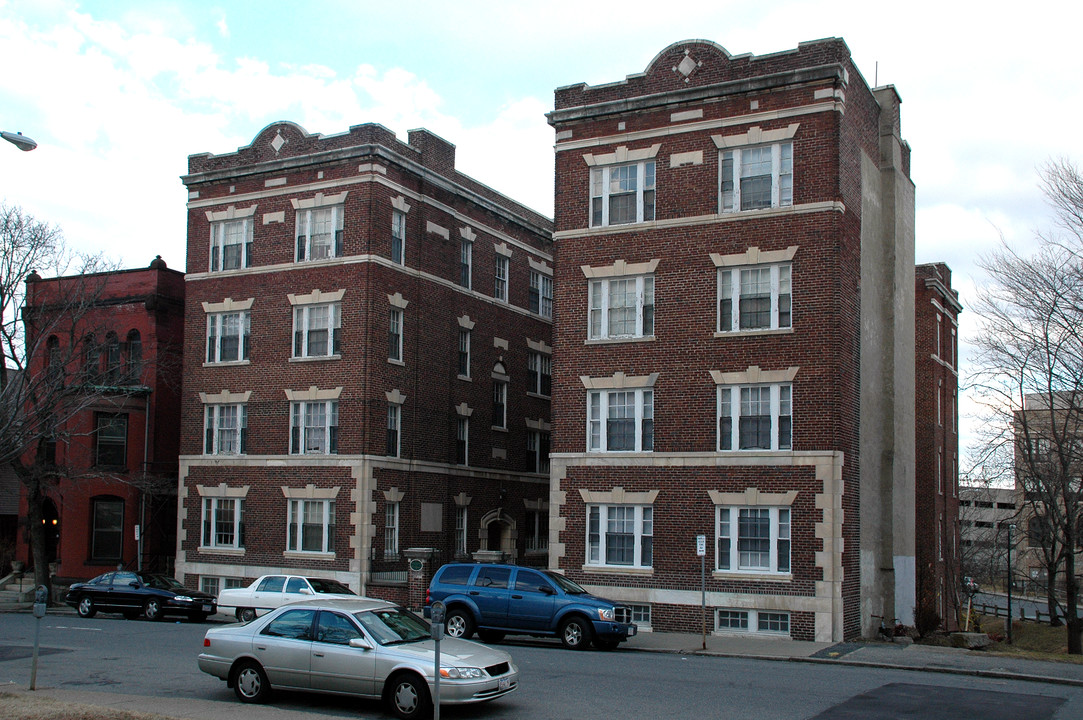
<box><xmin>201</xmin><ymin>496</ymin><xmax>245</xmax><ymax>550</ymax></box>
<box><xmin>717</xmin><ymin>264</ymin><xmax>791</xmax><ymax>332</ymax></box>
<box><xmin>716</xmin><ymin>506</ymin><xmax>791</xmax><ymax>574</ymax></box>
<box><xmin>290</xmin><ymin>400</ymin><xmax>338</xmax><ymax>454</ymax></box>
<box><xmin>287</xmin><ymin>498</ymin><xmax>335</xmax><ymax>554</ymax></box>
<box><xmin>391</xmin><ymin>209</ymin><xmax>406</xmax><ymax>265</ymax></box>
<box><xmin>460</xmin><ymin>238</ymin><xmax>472</xmax><ymax>288</ymax></box>
<box><xmin>589</xmin><ymin>275</ymin><xmax>654</xmax><ymax>340</ymax></box>
<box><xmin>206</xmin><ymin>311</ymin><xmax>250</xmax><ymax>363</ymax></box>
<box><xmin>455</xmin><ymin>505</ymin><xmax>468</xmax><ymax>556</ymax></box>
<box><xmin>494</xmin><ymin>255</ymin><xmax>509</xmax><ymax>302</ymax></box>
<box><xmin>493</xmin><ymin>379</ymin><xmax>508</xmax><ymax>430</ymax></box>
<box><xmin>586</xmin><ymin>504</ymin><xmax>653</xmax><ymax>569</ymax></box>
<box><xmin>384</xmin><ymin>501</ymin><xmax>399</xmax><ymax>558</ymax></box>
<box><xmin>530</xmin><ymin>271</ymin><xmax>553</xmax><ymax>318</ymax></box>
<box><xmin>456</xmin><ymin>416</ymin><xmax>469</xmax><ymax>465</ymax></box>
<box><xmin>389</xmin><ymin>308</ymin><xmax>403</xmax><ymax>363</ymax></box>
<box><xmin>527</xmin><ymin>429</ymin><xmax>550</xmax><ymax>473</ymax></box>
<box><xmin>588</xmin><ymin>388</ymin><xmax>653</xmax><ymax>452</ymax></box>
<box><xmin>295</xmin><ymin>204</ymin><xmax>344</xmax><ymax>261</ymax></box>
<box><xmin>528</xmin><ymin>351</ymin><xmax>552</xmax><ymax>397</ymax></box>
<box><xmin>210</xmin><ymin>218</ymin><xmax>253</xmax><ymax>272</ymax></box>
<box><xmin>525</xmin><ymin>508</ymin><xmax>549</xmax><ymax>552</ymax></box>
<box><xmin>717</xmin><ymin>383</ymin><xmax>792</xmax><ymax>451</ymax></box>
<box><xmin>716</xmin><ymin>608</ymin><xmax>790</xmax><ymax>635</ymax></box>
<box><xmin>293</xmin><ymin>303</ymin><xmax>341</xmax><ymax>358</ymax></box>
<box><xmin>386</xmin><ymin>403</ymin><xmax>401</xmax><ymax>458</ymax></box>
<box><xmin>204</xmin><ymin>403</ymin><xmax>247</xmax><ymax>455</ymax></box>
<box><xmin>719</xmin><ymin>142</ymin><xmax>793</xmax><ymax>212</ymax></box>
<box><xmin>590</xmin><ymin>161</ymin><xmax>656</xmax><ymax>227</ymax></box>
<box><xmin>458</xmin><ymin>329</ymin><xmax>471</xmax><ymax>379</ymax></box>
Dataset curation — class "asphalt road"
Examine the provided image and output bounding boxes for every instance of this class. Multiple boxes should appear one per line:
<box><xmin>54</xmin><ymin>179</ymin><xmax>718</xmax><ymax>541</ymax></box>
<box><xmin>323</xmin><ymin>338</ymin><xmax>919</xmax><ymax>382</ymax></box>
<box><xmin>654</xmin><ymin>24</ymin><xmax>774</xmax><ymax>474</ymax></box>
<box><xmin>2</xmin><ymin>612</ymin><xmax>1083</xmax><ymax>719</ymax></box>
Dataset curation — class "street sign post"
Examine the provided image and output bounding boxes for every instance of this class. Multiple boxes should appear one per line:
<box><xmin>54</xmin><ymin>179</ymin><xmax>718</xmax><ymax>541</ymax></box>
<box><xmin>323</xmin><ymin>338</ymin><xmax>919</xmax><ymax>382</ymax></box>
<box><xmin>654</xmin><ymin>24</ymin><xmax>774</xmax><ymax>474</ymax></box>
<box><xmin>30</xmin><ymin>584</ymin><xmax>47</xmax><ymax>690</ymax></box>
<box><xmin>697</xmin><ymin>534</ymin><xmax>706</xmax><ymax>650</ymax></box>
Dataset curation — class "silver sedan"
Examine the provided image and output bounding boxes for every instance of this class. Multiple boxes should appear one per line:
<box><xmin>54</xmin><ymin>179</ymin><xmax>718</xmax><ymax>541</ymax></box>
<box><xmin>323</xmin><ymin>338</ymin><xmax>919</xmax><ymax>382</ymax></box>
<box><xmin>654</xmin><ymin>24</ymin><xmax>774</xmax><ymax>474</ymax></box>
<box><xmin>198</xmin><ymin>597</ymin><xmax>519</xmax><ymax>719</ymax></box>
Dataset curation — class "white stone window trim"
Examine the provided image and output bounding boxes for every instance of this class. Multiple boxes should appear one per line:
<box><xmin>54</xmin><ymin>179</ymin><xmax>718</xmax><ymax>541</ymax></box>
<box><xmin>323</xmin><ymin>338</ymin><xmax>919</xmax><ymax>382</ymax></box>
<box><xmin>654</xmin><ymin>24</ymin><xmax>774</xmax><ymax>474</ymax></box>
<box><xmin>716</xmin><ymin>129</ymin><xmax>796</xmax><ymax>213</ymax></box>
<box><xmin>582</xmin><ymin>144</ymin><xmax>662</xmax><ymax>167</ymax></box>
<box><xmin>204</xmin><ymin>307</ymin><xmax>251</xmax><ymax>365</ymax></box>
<box><xmin>587</xmin><ymin>273</ymin><xmax>655</xmax><ymax>342</ymax></box>
<box><xmin>713</xmin><ymin>368</ymin><xmax>797</xmax><ymax>452</ymax></box>
<box><xmin>581</xmin><ymin>488</ymin><xmax>658</xmax><ymax>571</ymax></box>
<box><xmin>198</xmin><ymin>489</ymin><xmax>247</xmax><ymax>553</ymax></box>
<box><xmin>202</xmin><ymin>402</ymin><xmax>248</xmax><ymax>456</ymax></box>
<box><xmin>207</xmin><ymin>205</ymin><xmax>257</xmax><ymax>273</ymax></box>
<box><xmin>716</xmin><ymin>259</ymin><xmax>793</xmax><ymax>335</ymax></box>
<box><xmin>714</xmin><ymin>503</ymin><xmax>793</xmax><ymax>576</ymax></box>
<box><xmin>589</xmin><ymin>159</ymin><xmax>656</xmax><ymax>227</ymax></box>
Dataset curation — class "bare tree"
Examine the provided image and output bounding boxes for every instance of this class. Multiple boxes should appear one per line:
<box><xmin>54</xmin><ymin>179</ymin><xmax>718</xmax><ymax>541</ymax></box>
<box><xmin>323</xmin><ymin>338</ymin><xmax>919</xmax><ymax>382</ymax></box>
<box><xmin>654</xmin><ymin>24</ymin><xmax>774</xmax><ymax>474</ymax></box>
<box><xmin>969</xmin><ymin>159</ymin><xmax>1083</xmax><ymax>653</ymax></box>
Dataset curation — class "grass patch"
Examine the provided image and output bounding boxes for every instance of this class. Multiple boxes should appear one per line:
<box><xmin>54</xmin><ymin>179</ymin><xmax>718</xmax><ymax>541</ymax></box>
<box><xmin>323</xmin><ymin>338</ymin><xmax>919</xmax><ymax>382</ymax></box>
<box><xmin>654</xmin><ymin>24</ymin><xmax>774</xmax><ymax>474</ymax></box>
<box><xmin>918</xmin><ymin>614</ymin><xmax>1083</xmax><ymax>663</ymax></box>
<box><xmin>0</xmin><ymin>692</ymin><xmax>181</xmax><ymax>720</ymax></box>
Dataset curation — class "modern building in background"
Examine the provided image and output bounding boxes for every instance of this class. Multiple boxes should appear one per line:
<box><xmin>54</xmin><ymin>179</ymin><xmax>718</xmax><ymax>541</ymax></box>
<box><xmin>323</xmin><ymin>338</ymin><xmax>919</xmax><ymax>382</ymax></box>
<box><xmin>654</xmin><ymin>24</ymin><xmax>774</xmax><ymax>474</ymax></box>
<box><xmin>546</xmin><ymin>38</ymin><xmax>916</xmax><ymax>641</ymax></box>
<box><xmin>15</xmin><ymin>259</ymin><xmax>185</xmax><ymax>581</ymax></box>
<box><xmin>176</xmin><ymin>122</ymin><xmax>553</xmax><ymax>603</ymax></box>
<box><xmin>914</xmin><ymin>263</ymin><xmax>963</xmax><ymax>629</ymax></box>
<box><xmin>959</xmin><ymin>485</ymin><xmax>1017</xmax><ymax>587</ymax></box>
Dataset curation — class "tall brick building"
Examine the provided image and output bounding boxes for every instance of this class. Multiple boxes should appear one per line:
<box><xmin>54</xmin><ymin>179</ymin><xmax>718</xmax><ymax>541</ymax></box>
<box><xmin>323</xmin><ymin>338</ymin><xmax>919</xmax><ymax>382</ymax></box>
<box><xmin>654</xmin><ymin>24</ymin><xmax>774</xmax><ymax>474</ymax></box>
<box><xmin>176</xmin><ymin>122</ymin><xmax>553</xmax><ymax>602</ymax></box>
<box><xmin>914</xmin><ymin>263</ymin><xmax>962</xmax><ymax>630</ymax></box>
<box><xmin>545</xmin><ymin>39</ymin><xmax>916</xmax><ymax>641</ymax></box>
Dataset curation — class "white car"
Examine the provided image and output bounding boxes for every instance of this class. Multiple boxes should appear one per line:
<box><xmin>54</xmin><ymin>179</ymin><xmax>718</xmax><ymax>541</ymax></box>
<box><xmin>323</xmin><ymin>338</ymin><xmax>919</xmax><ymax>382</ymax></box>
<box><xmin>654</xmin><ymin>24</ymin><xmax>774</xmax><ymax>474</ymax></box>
<box><xmin>198</xmin><ymin>598</ymin><xmax>519</xmax><ymax>719</ymax></box>
<box><xmin>218</xmin><ymin>575</ymin><xmax>357</xmax><ymax>622</ymax></box>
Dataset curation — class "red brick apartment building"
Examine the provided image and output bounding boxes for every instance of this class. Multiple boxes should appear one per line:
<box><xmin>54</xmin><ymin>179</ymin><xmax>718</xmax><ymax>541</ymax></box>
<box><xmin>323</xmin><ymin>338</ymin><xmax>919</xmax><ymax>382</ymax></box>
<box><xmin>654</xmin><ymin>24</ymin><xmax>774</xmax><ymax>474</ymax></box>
<box><xmin>16</xmin><ymin>259</ymin><xmax>184</xmax><ymax>581</ymax></box>
<box><xmin>176</xmin><ymin>122</ymin><xmax>553</xmax><ymax>602</ymax></box>
<box><xmin>546</xmin><ymin>39</ymin><xmax>917</xmax><ymax>641</ymax></box>
<box><xmin>915</xmin><ymin>263</ymin><xmax>962</xmax><ymax>630</ymax></box>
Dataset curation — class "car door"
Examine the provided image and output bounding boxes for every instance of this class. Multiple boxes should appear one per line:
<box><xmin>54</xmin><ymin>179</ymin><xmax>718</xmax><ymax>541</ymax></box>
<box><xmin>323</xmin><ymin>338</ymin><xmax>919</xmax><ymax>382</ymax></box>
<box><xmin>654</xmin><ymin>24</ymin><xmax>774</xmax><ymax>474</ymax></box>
<box><xmin>283</xmin><ymin>576</ymin><xmax>314</xmax><ymax>604</ymax></box>
<box><xmin>509</xmin><ymin>569</ymin><xmax>556</xmax><ymax>631</ymax></box>
<box><xmin>254</xmin><ymin>608</ymin><xmax>315</xmax><ymax>689</ymax></box>
<box><xmin>109</xmin><ymin>571</ymin><xmax>142</xmax><ymax>613</ymax></box>
<box><xmin>471</xmin><ymin>566</ymin><xmax>511</xmax><ymax>627</ymax></box>
<box><xmin>252</xmin><ymin>575</ymin><xmax>286</xmax><ymax>611</ymax></box>
<box><xmin>310</xmin><ymin>610</ymin><xmax>375</xmax><ymax>696</ymax></box>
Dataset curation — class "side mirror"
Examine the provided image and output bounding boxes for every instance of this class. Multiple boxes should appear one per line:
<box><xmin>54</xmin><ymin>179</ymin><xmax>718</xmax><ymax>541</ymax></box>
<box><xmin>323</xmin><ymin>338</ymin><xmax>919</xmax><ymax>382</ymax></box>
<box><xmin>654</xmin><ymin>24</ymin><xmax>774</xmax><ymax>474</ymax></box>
<box><xmin>299</xmin><ymin>588</ymin><xmax>313</xmax><ymax>595</ymax></box>
<box><xmin>129</xmin><ymin>582</ymin><xmax>141</xmax><ymax>588</ymax></box>
<box><xmin>348</xmin><ymin>637</ymin><xmax>374</xmax><ymax>650</ymax></box>
<box><xmin>539</xmin><ymin>585</ymin><xmax>556</xmax><ymax>595</ymax></box>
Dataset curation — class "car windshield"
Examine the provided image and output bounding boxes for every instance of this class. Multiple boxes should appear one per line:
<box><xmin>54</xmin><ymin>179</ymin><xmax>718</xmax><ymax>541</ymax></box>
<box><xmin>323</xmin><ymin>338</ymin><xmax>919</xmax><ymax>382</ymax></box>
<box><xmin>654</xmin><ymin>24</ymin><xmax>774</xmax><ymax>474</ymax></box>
<box><xmin>545</xmin><ymin>571</ymin><xmax>587</xmax><ymax>595</ymax></box>
<box><xmin>354</xmin><ymin>607</ymin><xmax>430</xmax><ymax>646</ymax></box>
<box><xmin>142</xmin><ymin>575</ymin><xmax>186</xmax><ymax>591</ymax></box>
<box><xmin>308</xmin><ymin>579</ymin><xmax>355</xmax><ymax>595</ymax></box>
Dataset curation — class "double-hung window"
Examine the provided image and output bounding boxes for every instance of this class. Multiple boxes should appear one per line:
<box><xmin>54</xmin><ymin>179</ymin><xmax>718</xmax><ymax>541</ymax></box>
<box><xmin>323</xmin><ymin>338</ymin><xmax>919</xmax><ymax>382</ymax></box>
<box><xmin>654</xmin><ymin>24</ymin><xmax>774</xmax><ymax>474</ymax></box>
<box><xmin>95</xmin><ymin>413</ymin><xmax>127</xmax><ymax>468</ymax></box>
<box><xmin>206</xmin><ymin>311</ymin><xmax>250</xmax><ymax>363</ymax></box>
<box><xmin>527</xmin><ymin>352</ymin><xmax>552</xmax><ymax>397</ymax></box>
<box><xmin>460</xmin><ymin>238</ymin><xmax>472</xmax><ymax>288</ymax></box>
<box><xmin>288</xmin><ymin>499</ymin><xmax>335</xmax><ymax>553</ymax></box>
<box><xmin>458</xmin><ymin>329</ymin><xmax>471</xmax><ymax>378</ymax></box>
<box><xmin>589</xmin><ymin>275</ymin><xmax>654</xmax><ymax>340</ymax></box>
<box><xmin>494</xmin><ymin>256</ymin><xmax>509</xmax><ymax>302</ymax></box>
<box><xmin>293</xmin><ymin>303</ymin><xmax>341</xmax><ymax>358</ymax></box>
<box><xmin>456</xmin><ymin>417</ymin><xmax>468</xmax><ymax>465</ymax></box>
<box><xmin>525</xmin><ymin>508</ymin><xmax>548</xmax><ymax>552</ymax></box>
<box><xmin>384</xmin><ymin>501</ymin><xmax>399</xmax><ymax>558</ymax></box>
<box><xmin>588</xmin><ymin>388</ymin><xmax>653</xmax><ymax>452</ymax></box>
<box><xmin>716</xmin><ymin>506</ymin><xmax>790</xmax><ymax>574</ymax></box>
<box><xmin>455</xmin><ymin>506</ymin><xmax>468</xmax><ymax>556</ymax></box>
<box><xmin>718</xmin><ymin>264</ymin><xmax>791</xmax><ymax>332</ymax></box>
<box><xmin>290</xmin><ymin>400</ymin><xmax>338</xmax><ymax>454</ymax></box>
<box><xmin>296</xmin><ymin>205</ymin><xmax>344</xmax><ymax>261</ymax></box>
<box><xmin>527</xmin><ymin>430</ymin><xmax>550</xmax><ymax>473</ymax></box>
<box><xmin>720</xmin><ymin>143</ymin><xmax>793</xmax><ymax>212</ymax></box>
<box><xmin>493</xmin><ymin>379</ymin><xmax>507</xmax><ymax>429</ymax></box>
<box><xmin>590</xmin><ymin>161</ymin><xmax>655</xmax><ymax>226</ymax></box>
<box><xmin>204</xmin><ymin>404</ymin><xmax>247</xmax><ymax>455</ymax></box>
<box><xmin>391</xmin><ymin>209</ymin><xmax>405</xmax><ymax>265</ymax></box>
<box><xmin>718</xmin><ymin>384</ymin><xmax>791</xmax><ymax>451</ymax></box>
<box><xmin>210</xmin><ymin>218</ymin><xmax>253</xmax><ymax>271</ymax></box>
<box><xmin>587</xmin><ymin>504</ymin><xmax>653</xmax><ymax>568</ymax></box>
<box><xmin>201</xmin><ymin>497</ymin><xmax>245</xmax><ymax>550</ymax></box>
<box><xmin>529</xmin><ymin>271</ymin><xmax>553</xmax><ymax>318</ymax></box>
<box><xmin>388</xmin><ymin>309</ymin><xmax>403</xmax><ymax>362</ymax></box>
<box><xmin>386</xmin><ymin>403</ymin><xmax>401</xmax><ymax>457</ymax></box>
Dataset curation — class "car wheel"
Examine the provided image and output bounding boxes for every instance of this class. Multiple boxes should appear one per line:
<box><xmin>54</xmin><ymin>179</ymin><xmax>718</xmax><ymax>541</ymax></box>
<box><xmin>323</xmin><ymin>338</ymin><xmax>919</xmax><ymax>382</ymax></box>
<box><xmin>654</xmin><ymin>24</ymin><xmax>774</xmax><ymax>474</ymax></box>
<box><xmin>76</xmin><ymin>596</ymin><xmax>97</xmax><ymax>618</ymax></box>
<box><xmin>387</xmin><ymin>673</ymin><xmax>431</xmax><ymax>720</ymax></box>
<box><xmin>444</xmin><ymin>608</ymin><xmax>474</xmax><ymax>639</ymax></box>
<box><xmin>239</xmin><ymin>607</ymin><xmax>256</xmax><ymax>623</ymax></box>
<box><xmin>478</xmin><ymin>630</ymin><xmax>505</xmax><ymax>644</ymax></box>
<box><xmin>144</xmin><ymin>598</ymin><xmax>163</xmax><ymax>621</ymax></box>
<box><xmin>594</xmin><ymin>639</ymin><xmax>620</xmax><ymax>651</ymax></box>
<box><xmin>232</xmin><ymin>660</ymin><xmax>270</xmax><ymax>704</ymax></box>
<box><xmin>559</xmin><ymin>616</ymin><xmax>592</xmax><ymax>650</ymax></box>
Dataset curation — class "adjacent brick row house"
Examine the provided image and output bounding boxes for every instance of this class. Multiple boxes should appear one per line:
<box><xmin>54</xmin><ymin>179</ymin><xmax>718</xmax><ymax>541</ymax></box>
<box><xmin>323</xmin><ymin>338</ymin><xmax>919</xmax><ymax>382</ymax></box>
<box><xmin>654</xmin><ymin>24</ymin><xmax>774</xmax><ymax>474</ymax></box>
<box><xmin>175</xmin><ymin>122</ymin><xmax>554</xmax><ymax>603</ymax></box>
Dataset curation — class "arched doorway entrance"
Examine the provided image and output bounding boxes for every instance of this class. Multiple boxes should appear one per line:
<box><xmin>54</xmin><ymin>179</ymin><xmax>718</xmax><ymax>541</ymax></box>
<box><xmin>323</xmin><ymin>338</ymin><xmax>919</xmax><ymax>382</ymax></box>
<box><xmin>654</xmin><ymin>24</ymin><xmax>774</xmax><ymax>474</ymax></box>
<box><xmin>478</xmin><ymin>509</ymin><xmax>517</xmax><ymax>561</ymax></box>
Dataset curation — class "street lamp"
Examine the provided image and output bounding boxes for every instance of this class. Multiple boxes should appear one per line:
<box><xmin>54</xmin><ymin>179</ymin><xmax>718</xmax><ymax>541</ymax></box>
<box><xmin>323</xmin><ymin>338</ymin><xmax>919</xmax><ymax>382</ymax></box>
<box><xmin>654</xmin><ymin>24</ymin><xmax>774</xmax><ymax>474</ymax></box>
<box><xmin>1007</xmin><ymin>523</ymin><xmax>1016</xmax><ymax>644</ymax></box>
<box><xmin>1</xmin><ymin>130</ymin><xmax>37</xmax><ymax>152</ymax></box>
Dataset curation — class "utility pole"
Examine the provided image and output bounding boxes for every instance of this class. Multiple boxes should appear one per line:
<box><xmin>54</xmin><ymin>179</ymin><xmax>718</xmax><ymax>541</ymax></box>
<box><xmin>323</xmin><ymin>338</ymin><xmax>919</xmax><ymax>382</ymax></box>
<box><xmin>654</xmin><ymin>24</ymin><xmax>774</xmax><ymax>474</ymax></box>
<box><xmin>1007</xmin><ymin>523</ymin><xmax>1016</xmax><ymax>644</ymax></box>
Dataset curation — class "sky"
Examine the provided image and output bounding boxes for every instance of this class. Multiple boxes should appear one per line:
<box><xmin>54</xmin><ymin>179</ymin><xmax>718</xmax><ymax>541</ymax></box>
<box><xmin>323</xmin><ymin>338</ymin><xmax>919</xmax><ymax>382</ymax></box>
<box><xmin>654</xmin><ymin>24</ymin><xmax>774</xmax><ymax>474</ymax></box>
<box><xmin>1</xmin><ymin>0</ymin><xmax>1080</xmax><ymax>471</ymax></box>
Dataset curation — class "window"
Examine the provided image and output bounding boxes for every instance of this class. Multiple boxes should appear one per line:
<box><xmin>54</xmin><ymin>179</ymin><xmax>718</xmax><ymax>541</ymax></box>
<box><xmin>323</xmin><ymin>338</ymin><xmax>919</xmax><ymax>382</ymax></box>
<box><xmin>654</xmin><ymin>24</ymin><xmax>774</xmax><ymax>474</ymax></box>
<box><xmin>290</xmin><ymin>400</ymin><xmax>338</xmax><ymax>454</ymax></box>
<box><xmin>460</xmin><ymin>238</ymin><xmax>472</xmax><ymax>288</ymax></box>
<box><xmin>455</xmin><ymin>506</ymin><xmax>468</xmax><ymax>556</ymax></box>
<box><xmin>389</xmin><ymin>309</ymin><xmax>403</xmax><ymax>362</ymax></box>
<box><xmin>46</xmin><ymin>336</ymin><xmax>62</xmax><ymax>385</ymax></box>
<box><xmin>206</xmin><ymin>311</ymin><xmax>250</xmax><ymax>363</ymax></box>
<box><xmin>458</xmin><ymin>329</ymin><xmax>471</xmax><ymax>378</ymax></box>
<box><xmin>204</xmin><ymin>404</ymin><xmax>247</xmax><ymax>455</ymax></box>
<box><xmin>717</xmin><ymin>610</ymin><xmax>749</xmax><ymax>630</ymax></box>
<box><xmin>104</xmin><ymin>332</ymin><xmax>121</xmax><ymax>383</ymax></box>
<box><xmin>717</xmin><ymin>609</ymin><xmax>789</xmax><ymax>634</ymax></box>
<box><xmin>587</xmin><ymin>504</ymin><xmax>653</xmax><ymax>568</ymax></box>
<box><xmin>296</xmin><ymin>205</ymin><xmax>344</xmax><ymax>261</ymax></box>
<box><xmin>201</xmin><ymin>497</ymin><xmax>245</xmax><ymax>549</ymax></box>
<box><xmin>493</xmin><ymin>379</ymin><xmax>507</xmax><ymax>429</ymax></box>
<box><xmin>494</xmin><ymin>255</ymin><xmax>509</xmax><ymax>302</ymax></box>
<box><xmin>530</xmin><ymin>271</ymin><xmax>553</xmax><ymax>318</ymax></box>
<box><xmin>210</xmin><ymin>218</ymin><xmax>253</xmax><ymax>271</ymax></box>
<box><xmin>83</xmin><ymin>334</ymin><xmax>100</xmax><ymax>383</ymax></box>
<box><xmin>720</xmin><ymin>143</ymin><xmax>793</xmax><ymax>212</ymax></box>
<box><xmin>95</xmin><ymin>414</ymin><xmax>127</xmax><ymax>467</ymax></box>
<box><xmin>525</xmin><ymin>508</ymin><xmax>548</xmax><ymax>552</ymax></box>
<box><xmin>456</xmin><ymin>417</ymin><xmax>468</xmax><ymax>465</ymax></box>
<box><xmin>718</xmin><ymin>384</ymin><xmax>791</xmax><ymax>451</ymax></box>
<box><xmin>589</xmin><ymin>275</ymin><xmax>654</xmax><ymax>340</ymax></box>
<box><xmin>527</xmin><ymin>430</ymin><xmax>550</xmax><ymax>473</ymax></box>
<box><xmin>591</xmin><ymin>161</ymin><xmax>656</xmax><ymax>226</ymax></box>
<box><xmin>124</xmin><ymin>330</ymin><xmax>142</xmax><ymax>382</ymax></box>
<box><xmin>316</xmin><ymin>611</ymin><xmax>363</xmax><ymax>645</ymax></box>
<box><xmin>264</xmin><ymin>608</ymin><xmax>317</xmax><ymax>639</ymax></box>
<box><xmin>90</xmin><ymin>496</ymin><xmax>123</xmax><ymax>562</ymax></box>
<box><xmin>384</xmin><ymin>501</ymin><xmax>399</xmax><ymax>558</ymax></box>
<box><xmin>629</xmin><ymin>603</ymin><xmax>652</xmax><ymax>628</ymax></box>
<box><xmin>528</xmin><ymin>352</ymin><xmax>552</xmax><ymax>396</ymax></box>
<box><xmin>718</xmin><ymin>264</ymin><xmax>791</xmax><ymax>332</ymax></box>
<box><xmin>288</xmin><ymin>499</ymin><xmax>335</xmax><ymax>553</ymax></box>
<box><xmin>391</xmin><ymin>209</ymin><xmax>405</xmax><ymax>265</ymax></box>
<box><xmin>716</xmin><ymin>506</ymin><xmax>790</xmax><ymax>574</ymax></box>
<box><xmin>386</xmin><ymin>403</ymin><xmax>401</xmax><ymax>457</ymax></box>
<box><xmin>588</xmin><ymin>388</ymin><xmax>653</xmax><ymax>452</ymax></box>
<box><xmin>758</xmin><ymin>612</ymin><xmax>790</xmax><ymax>633</ymax></box>
<box><xmin>293</xmin><ymin>303</ymin><xmax>341</xmax><ymax>358</ymax></box>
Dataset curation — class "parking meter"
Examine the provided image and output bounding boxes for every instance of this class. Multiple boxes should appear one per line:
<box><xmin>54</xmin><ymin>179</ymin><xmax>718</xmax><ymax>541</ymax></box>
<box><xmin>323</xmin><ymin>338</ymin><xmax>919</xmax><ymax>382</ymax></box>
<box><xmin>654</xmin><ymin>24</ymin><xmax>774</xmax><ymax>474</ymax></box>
<box><xmin>30</xmin><ymin>585</ymin><xmax>48</xmax><ymax>690</ymax></box>
<box><xmin>431</xmin><ymin>601</ymin><xmax>445</xmax><ymax>720</ymax></box>
<box><xmin>431</xmin><ymin>601</ymin><xmax>446</xmax><ymax>640</ymax></box>
<box><xmin>33</xmin><ymin>585</ymin><xmax>48</xmax><ymax>619</ymax></box>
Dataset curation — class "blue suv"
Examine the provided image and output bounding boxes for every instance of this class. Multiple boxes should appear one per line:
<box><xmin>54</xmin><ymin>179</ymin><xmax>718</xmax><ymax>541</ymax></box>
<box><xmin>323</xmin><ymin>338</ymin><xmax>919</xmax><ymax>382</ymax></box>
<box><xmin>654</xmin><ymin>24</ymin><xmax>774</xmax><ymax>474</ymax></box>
<box><xmin>426</xmin><ymin>563</ymin><xmax>637</xmax><ymax>650</ymax></box>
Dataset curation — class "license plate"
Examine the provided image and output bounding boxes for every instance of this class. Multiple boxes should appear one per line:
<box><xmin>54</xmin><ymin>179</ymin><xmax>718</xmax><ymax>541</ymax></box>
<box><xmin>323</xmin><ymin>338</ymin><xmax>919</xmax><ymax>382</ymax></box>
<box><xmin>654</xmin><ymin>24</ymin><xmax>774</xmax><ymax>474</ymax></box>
<box><xmin>202</xmin><ymin>605</ymin><xmax>213</xmax><ymax>612</ymax></box>
<box><xmin>627</xmin><ymin>625</ymin><xmax>637</xmax><ymax>636</ymax></box>
<box><xmin>498</xmin><ymin>677</ymin><xmax>511</xmax><ymax>691</ymax></box>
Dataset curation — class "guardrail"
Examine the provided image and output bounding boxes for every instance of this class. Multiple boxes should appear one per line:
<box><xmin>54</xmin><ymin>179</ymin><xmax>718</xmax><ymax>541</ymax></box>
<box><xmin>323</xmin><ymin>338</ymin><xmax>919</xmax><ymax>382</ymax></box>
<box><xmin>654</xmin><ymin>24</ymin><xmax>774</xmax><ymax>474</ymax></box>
<box><xmin>973</xmin><ymin>602</ymin><xmax>1052</xmax><ymax>624</ymax></box>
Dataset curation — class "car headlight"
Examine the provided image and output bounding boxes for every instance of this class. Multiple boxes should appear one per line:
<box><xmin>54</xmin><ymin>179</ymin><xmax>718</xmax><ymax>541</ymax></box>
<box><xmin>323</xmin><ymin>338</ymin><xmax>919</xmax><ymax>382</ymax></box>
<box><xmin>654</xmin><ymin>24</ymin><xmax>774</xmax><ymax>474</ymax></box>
<box><xmin>597</xmin><ymin>607</ymin><xmax>614</xmax><ymax>621</ymax></box>
<box><xmin>440</xmin><ymin>667</ymin><xmax>484</xmax><ymax>679</ymax></box>
<box><xmin>173</xmin><ymin>595</ymin><xmax>193</xmax><ymax>602</ymax></box>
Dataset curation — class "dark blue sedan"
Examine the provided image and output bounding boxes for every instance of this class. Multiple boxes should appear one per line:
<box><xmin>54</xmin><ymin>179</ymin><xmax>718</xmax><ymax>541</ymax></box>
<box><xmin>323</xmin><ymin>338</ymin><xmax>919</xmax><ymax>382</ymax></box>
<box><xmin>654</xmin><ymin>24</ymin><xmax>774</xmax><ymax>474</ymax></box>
<box><xmin>65</xmin><ymin>570</ymin><xmax>217</xmax><ymax>621</ymax></box>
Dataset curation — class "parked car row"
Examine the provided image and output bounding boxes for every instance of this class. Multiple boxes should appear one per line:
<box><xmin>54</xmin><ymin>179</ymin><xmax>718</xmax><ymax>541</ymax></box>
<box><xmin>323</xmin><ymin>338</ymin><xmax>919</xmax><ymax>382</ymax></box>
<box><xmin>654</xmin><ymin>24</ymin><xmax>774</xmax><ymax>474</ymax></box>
<box><xmin>64</xmin><ymin>571</ymin><xmax>217</xmax><ymax>621</ymax></box>
<box><xmin>216</xmin><ymin>574</ymin><xmax>357</xmax><ymax>622</ymax></box>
